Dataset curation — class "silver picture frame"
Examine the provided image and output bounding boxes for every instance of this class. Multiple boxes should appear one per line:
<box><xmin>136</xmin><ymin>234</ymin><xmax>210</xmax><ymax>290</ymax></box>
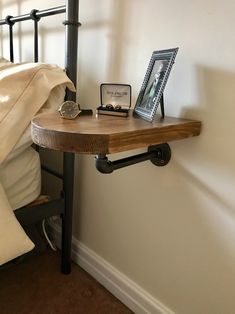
<box><xmin>134</xmin><ymin>48</ymin><xmax>179</xmax><ymax>122</ymax></box>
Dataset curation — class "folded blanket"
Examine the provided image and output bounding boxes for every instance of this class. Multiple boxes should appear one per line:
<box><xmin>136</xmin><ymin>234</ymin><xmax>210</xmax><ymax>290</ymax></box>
<box><xmin>0</xmin><ymin>61</ymin><xmax>75</xmax><ymax>164</ymax></box>
<box><xmin>0</xmin><ymin>60</ymin><xmax>75</xmax><ymax>265</ymax></box>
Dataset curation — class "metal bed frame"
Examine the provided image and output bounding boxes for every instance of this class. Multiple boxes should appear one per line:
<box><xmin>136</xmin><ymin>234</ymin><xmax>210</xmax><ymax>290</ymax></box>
<box><xmin>0</xmin><ymin>0</ymin><xmax>79</xmax><ymax>274</ymax></box>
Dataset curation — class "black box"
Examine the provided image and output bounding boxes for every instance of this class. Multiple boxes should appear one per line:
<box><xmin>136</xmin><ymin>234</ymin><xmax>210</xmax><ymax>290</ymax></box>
<box><xmin>97</xmin><ymin>83</ymin><xmax>131</xmax><ymax>117</ymax></box>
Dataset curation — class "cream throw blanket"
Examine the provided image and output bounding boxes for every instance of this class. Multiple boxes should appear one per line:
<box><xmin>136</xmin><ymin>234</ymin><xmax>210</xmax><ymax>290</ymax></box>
<box><xmin>0</xmin><ymin>60</ymin><xmax>75</xmax><ymax>265</ymax></box>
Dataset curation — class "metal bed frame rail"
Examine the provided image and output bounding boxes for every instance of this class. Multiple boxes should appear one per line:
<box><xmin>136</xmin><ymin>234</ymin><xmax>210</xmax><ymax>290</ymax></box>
<box><xmin>0</xmin><ymin>5</ymin><xmax>66</xmax><ymax>62</ymax></box>
<box><xmin>0</xmin><ymin>0</ymin><xmax>79</xmax><ymax>274</ymax></box>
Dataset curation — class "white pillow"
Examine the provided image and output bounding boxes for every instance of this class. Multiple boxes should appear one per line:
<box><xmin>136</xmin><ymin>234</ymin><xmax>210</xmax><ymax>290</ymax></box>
<box><xmin>0</xmin><ymin>182</ymin><xmax>34</xmax><ymax>265</ymax></box>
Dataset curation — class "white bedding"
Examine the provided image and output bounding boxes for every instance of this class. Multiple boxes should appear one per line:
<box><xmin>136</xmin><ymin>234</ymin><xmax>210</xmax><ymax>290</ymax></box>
<box><xmin>0</xmin><ymin>146</ymin><xmax>41</xmax><ymax>211</ymax></box>
<box><xmin>0</xmin><ymin>60</ymin><xmax>75</xmax><ymax>265</ymax></box>
<box><xmin>1</xmin><ymin>83</ymin><xmax>68</xmax><ymax>211</ymax></box>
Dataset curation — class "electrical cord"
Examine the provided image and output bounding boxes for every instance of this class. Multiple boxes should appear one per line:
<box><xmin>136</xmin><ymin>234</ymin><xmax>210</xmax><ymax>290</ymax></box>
<box><xmin>42</xmin><ymin>219</ymin><xmax>57</xmax><ymax>251</ymax></box>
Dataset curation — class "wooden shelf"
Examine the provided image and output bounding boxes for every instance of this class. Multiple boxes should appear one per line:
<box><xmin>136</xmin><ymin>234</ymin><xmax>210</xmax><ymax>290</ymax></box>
<box><xmin>31</xmin><ymin>111</ymin><xmax>201</xmax><ymax>155</ymax></box>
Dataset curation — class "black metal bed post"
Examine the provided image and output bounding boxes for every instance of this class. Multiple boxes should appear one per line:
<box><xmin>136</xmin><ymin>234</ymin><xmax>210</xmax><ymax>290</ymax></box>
<box><xmin>5</xmin><ymin>15</ymin><xmax>15</xmax><ymax>62</ymax></box>
<box><xmin>30</xmin><ymin>9</ymin><xmax>40</xmax><ymax>62</ymax></box>
<box><xmin>61</xmin><ymin>0</ymin><xmax>79</xmax><ymax>274</ymax></box>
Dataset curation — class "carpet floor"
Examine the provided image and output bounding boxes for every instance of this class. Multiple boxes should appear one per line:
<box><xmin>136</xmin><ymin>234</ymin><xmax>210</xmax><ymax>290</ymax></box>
<box><xmin>0</xmin><ymin>249</ymin><xmax>133</xmax><ymax>314</ymax></box>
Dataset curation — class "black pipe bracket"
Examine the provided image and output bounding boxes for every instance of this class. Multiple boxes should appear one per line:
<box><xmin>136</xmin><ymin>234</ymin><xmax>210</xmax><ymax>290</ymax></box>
<box><xmin>95</xmin><ymin>143</ymin><xmax>171</xmax><ymax>174</ymax></box>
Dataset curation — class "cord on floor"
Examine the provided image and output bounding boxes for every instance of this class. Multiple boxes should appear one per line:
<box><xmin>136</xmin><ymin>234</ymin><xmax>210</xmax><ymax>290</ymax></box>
<box><xmin>42</xmin><ymin>219</ymin><xmax>57</xmax><ymax>251</ymax></box>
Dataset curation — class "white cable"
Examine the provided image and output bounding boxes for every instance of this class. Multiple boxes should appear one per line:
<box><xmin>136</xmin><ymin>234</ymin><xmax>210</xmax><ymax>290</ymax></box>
<box><xmin>42</xmin><ymin>219</ymin><xmax>57</xmax><ymax>251</ymax></box>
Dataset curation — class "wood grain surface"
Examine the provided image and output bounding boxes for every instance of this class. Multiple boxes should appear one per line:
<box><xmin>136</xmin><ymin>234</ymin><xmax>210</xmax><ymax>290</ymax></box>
<box><xmin>31</xmin><ymin>112</ymin><xmax>201</xmax><ymax>154</ymax></box>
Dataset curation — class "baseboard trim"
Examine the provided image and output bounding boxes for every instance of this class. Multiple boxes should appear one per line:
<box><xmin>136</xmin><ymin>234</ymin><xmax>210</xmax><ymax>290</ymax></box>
<box><xmin>49</xmin><ymin>222</ymin><xmax>174</xmax><ymax>314</ymax></box>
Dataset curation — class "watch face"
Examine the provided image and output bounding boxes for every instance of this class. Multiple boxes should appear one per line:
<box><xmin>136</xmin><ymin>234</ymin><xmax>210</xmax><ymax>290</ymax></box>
<box><xmin>58</xmin><ymin>101</ymin><xmax>81</xmax><ymax>119</ymax></box>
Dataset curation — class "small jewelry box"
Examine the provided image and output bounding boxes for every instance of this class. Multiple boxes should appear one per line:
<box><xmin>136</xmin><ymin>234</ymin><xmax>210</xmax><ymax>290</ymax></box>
<box><xmin>97</xmin><ymin>83</ymin><xmax>131</xmax><ymax>117</ymax></box>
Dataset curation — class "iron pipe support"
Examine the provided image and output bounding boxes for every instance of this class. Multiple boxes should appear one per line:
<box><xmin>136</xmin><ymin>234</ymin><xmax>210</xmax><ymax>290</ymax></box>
<box><xmin>95</xmin><ymin>143</ymin><xmax>171</xmax><ymax>174</ymax></box>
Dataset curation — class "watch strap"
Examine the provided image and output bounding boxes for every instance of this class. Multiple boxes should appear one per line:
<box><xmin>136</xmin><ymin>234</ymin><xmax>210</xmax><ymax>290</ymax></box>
<box><xmin>79</xmin><ymin>109</ymin><xmax>93</xmax><ymax>116</ymax></box>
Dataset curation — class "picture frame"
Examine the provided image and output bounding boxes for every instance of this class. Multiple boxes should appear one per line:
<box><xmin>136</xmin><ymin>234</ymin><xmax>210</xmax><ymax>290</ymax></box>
<box><xmin>133</xmin><ymin>48</ymin><xmax>179</xmax><ymax>122</ymax></box>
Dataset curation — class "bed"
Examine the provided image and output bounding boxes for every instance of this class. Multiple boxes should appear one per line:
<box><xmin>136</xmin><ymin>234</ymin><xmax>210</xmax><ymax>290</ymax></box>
<box><xmin>0</xmin><ymin>1</ymin><xmax>79</xmax><ymax>274</ymax></box>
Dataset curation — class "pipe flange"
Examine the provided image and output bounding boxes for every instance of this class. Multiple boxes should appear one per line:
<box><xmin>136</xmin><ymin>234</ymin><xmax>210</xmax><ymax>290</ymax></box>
<box><xmin>148</xmin><ymin>143</ymin><xmax>171</xmax><ymax>167</ymax></box>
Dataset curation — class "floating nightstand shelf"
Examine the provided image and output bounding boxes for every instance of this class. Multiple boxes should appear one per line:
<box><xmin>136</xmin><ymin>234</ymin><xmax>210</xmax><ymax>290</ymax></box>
<box><xmin>31</xmin><ymin>111</ymin><xmax>201</xmax><ymax>173</ymax></box>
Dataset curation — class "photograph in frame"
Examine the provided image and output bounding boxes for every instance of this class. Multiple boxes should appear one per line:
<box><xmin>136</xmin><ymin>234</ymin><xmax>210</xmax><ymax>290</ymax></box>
<box><xmin>134</xmin><ymin>48</ymin><xmax>179</xmax><ymax>122</ymax></box>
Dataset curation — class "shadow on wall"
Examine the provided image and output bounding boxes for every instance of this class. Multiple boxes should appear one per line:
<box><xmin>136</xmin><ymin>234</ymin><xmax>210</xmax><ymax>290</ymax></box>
<box><xmin>175</xmin><ymin>65</ymin><xmax>235</xmax><ymax>218</ymax></box>
<box><xmin>77</xmin><ymin>0</ymin><xmax>135</xmax><ymax>108</ymax></box>
<box><xmin>106</xmin><ymin>0</ymin><xmax>132</xmax><ymax>81</ymax></box>
<box><xmin>179</xmin><ymin>65</ymin><xmax>235</xmax><ymax>161</ymax></box>
<box><xmin>180</xmin><ymin>65</ymin><xmax>235</xmax><ymax>123</ymax></box>
<box><xmin>163</xmin><ymin>67</ymin><xmax>235</xmax><ymax>311</ymax></box>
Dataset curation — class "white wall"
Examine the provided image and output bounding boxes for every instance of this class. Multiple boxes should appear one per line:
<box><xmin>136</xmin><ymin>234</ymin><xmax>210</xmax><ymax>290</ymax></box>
<box><xmin>1</xmin><ymin>0</ymin><xmax>235</xmax><ymax>313</ymax></box>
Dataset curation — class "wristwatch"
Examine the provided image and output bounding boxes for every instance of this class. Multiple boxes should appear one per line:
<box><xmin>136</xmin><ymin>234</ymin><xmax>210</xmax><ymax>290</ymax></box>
<box><xmin>58</xmin><ymin>101</ymin><xmax>81</xmax><ymax>119</ymax></box>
